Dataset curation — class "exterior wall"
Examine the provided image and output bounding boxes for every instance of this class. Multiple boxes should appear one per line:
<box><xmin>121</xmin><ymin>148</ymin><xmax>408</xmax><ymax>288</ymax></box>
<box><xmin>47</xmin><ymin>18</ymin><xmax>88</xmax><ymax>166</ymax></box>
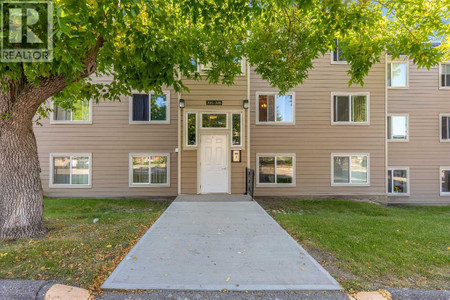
<box><xmin>35</xmin><ymin>77</ymin><xmax>179</xmax><ymax>198</ymax></box>
<box><xmin>250</xmin><ymin>53</ymin><xmax>387</xmax><ymax>198</ymax></box>
<box><xmin>180</xmin><ymin>75</ymin><xmax>248</xmax><ymax>194</ymax></box>
<box><xmin>388</xmin><ymin>60</ymin><xmax>450</xmax><ymax>205</ymax></box>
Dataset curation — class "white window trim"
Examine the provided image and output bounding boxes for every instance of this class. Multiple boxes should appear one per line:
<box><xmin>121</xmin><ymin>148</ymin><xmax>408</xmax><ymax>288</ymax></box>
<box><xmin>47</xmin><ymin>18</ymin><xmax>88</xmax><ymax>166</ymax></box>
<box><xmin>440</xmin><ymin>166</ymin><xmax>450</xmax><ymax>196</ymax></box>
<box><xmin>129</xmin><ymin>90</ymin><xmax>171</xmax><ymax>124</ymax></box>
<box><xmin>387</xmin><ymin>114</ymin><xmax>409</xmax><ymax>142</ymax></box>
<box><xmin>231</xmin><ymin>112</ymin><xmax>243</xmax><ymax>148</ymax></box>
<box><xmin>438</xmin><ymin>62</ymin><xmax>450</xmax><ymax>89</ymax></box>
<box><xmin>255</xmin><ymin>91</ymin><xmax>296</xmax><ymax>125</ymax></box>
<box><xmin>50</xmin><ymin>100</ymin><xmax>93</xmax><ymax>124</ymax></box>
<box><xmin>128</xmin><ymin>153</ymin><xmax>171</xmax><ymax>187</ymax></box>
<box><xmin>256</xmin><ymin>153</ymin><xmax>296</xmax><ymax>187</ymax></box>
<box><xmin>387</xmin><ymin>61</ymin><xmax>409</xmax><ymax>89</ymax></box>
<box><xmin>331</xmin><ymin>153</ymin><xmax>370</xmax><ymax>186</ymax></box>
<box><xmin>388</xmin><ymin>167</ymin><xmax>410</xmax><ymax>196</ymax></box>
<box><xmin>200</xmin><ymin>112</ymin><xmax>229</xmax><ymax>129</ymax></box>
<box><xmin>49</xmin><ymin>153</ymin><xmax>92</xmax><ymax>188</ymax></box>
<box><xmin>330</xmin><ymin>92</ymin><xmax>370</xmax><ymax>125</ymax></box>
<box><xmin>185</xmin><ymin>112</ymin><xmax>198</xmax><ymax>148</ymax></box>
<box><xmin>198</xmin><ymin>58</ymin><xmax>246</xmax><ymax>75</ymax></box>
<box><xmin>439</xmin><ymin>113</ymin><xmax>450</xmax><ymax>142</ymax></box>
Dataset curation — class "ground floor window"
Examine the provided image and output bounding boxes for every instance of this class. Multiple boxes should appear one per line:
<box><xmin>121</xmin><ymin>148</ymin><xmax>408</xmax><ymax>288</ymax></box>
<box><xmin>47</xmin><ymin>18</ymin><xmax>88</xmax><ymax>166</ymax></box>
<box><xmin>50</xmin><ymin>153</ymin><xmax>91</xmax><ymax>188</ymax></box>
<box><xmin>332</xmin><ymin>154</ymin><xmax>369</xmax><ymax>185</ymax></box>
<box><xmin>231</xmin><ymin>113</ymin><xmax>242</xmax><ymax>147</ymax></box>
<box><xmin>129</xmin><ymin>153</ymin><xmax>170</xmax><ymax>186</ymax></box>
<box><xmin>388</xmin><ymin>168</ymin><xmax>409</xmax><ymax>195</ymax></box>
<box><xmin>186</xmin><ymin>113</ymin><xmax>197</xmax><ymax>146</ymax></box>
<box><xmin>201</xmin><ymin>113</ymin><xmax>227</xmax><ymax>128</ymax></box>
<box><xmin>257</xmin><ymin>154</ymin><xmax>295</xmax><ymax>186</ymax></box>
<box><xmin>440</xmin><ymin>167</ymin><xmax>450</xmax><ymax>196</ymax></box>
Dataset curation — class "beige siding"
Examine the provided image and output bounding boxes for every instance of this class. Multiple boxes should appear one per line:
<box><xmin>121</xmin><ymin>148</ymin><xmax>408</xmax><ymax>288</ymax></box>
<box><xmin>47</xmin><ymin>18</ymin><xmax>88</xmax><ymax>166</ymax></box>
<box><xmin>388</xmin><ymin>61</ymin><xmax>450</xmax><ymax>205</ymax></box>
<box><xmin>250</xmin><ymin>53</ymin><xmax>386</xmax><ymax>198</ymax></box>
<box><xmin>35</xmin><ymin>86</ymin><xmax>179</xmax><ymax>198</ymax></box>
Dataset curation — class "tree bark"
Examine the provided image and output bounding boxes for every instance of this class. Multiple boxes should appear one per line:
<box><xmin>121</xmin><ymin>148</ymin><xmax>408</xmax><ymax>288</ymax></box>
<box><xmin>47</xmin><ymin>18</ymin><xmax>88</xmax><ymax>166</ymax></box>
<box><xmin>0</xmin><ymin>117</ymin><xmax>46</xmax><ymax>240</ymax></box>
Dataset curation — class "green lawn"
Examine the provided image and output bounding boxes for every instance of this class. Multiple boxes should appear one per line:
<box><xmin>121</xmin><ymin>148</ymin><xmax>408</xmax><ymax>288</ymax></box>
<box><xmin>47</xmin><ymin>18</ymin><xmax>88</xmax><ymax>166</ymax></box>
<box><xmin>258</xmin><ymin>199</ymin><xmax>450</xmax><ymax>291</ymax></box>
<box><xmin>0</xmin><ymin>198</ymin><xmax>170</xmax><ymax>293</ymax></box>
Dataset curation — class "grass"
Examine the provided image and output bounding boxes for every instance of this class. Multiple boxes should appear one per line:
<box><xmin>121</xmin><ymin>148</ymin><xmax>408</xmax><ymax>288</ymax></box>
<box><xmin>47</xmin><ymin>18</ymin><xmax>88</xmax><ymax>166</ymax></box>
<box><xmin>0</xmin><ymin>198</ymin><xmax>170</xmax><ymax>293</ymax></box>
<box><xmin>258</xmin><ymin>199</ymin><xmax>450</xmax><ymax>291</ymax></box>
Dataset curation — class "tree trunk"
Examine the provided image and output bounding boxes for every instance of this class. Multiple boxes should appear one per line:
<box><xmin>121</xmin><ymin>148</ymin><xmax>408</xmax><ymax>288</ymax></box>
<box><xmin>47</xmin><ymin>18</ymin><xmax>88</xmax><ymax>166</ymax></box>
<box><xmin>0</xmin><ymin>118</ymin><xmax>46</xmax><ymax>240</ymax></box>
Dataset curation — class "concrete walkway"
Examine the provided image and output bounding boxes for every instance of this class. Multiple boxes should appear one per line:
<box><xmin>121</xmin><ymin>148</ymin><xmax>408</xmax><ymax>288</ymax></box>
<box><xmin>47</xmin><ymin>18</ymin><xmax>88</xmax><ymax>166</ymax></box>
<box><xmin>102</xmin><ymin>195</ymin><xmax>342</xmax><ymax>291</ymax></box>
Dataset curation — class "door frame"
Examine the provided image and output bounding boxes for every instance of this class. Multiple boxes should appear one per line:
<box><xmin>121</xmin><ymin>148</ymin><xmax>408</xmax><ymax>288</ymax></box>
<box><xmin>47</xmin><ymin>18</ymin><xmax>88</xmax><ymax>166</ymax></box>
<box><xmin>197</xmin><ymin>133</ymin><xmax>231</xmax><ymax>194</ymax></box>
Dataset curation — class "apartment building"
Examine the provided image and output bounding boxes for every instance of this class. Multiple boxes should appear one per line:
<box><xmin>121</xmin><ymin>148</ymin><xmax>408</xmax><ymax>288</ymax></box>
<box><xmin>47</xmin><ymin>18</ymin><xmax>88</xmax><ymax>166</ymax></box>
<box><xmin>33</xmin><ymin>51</ymin><xmax>450</xmax><ymax>205</ymax></box>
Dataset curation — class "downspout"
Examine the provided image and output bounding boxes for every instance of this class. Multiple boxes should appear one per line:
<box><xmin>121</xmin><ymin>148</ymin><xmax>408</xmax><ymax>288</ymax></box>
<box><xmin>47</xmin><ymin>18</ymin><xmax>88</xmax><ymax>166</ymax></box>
<box><xmin>247</xmin><ymin>60</ymin><xmax>251</xmax><ymax>169</ymax></box>
<box><xmin>177</xmin><ymin>76</ymin><xmax>182</xmax><ymax>195</ymax></box>
<box><xmin>385</xmin><ymin>54</ymin><xmax>388</xmax><ymax>200</ymax></box>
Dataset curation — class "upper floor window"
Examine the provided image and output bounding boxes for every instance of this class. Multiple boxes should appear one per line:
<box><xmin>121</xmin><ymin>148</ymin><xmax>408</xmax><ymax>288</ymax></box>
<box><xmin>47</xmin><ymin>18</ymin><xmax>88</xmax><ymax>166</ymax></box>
<box><xmin>130</xmin><ymin>91</ymin><xmax>170</xmax><ymax>124</ymax></box>
<box><xmin>50</xmin><ymin>153</ymin><xmax>92</xmax><ymax>188</ymax></box>
<box><xmin>332</xmin><ymin>93</ymin><xmax>369</xmax><ymax>124</ymax></box>
<box><xmin>332</xmin><ymin>39</ymin><xmax>346</xmax><ymax>63</ymax></box>
<box><xmin>387</xmin><ymin>62</ymin><xmax>408</xmax><ymax>88</ymax></box>
<box><xmin>129</xmin><ymin>153</ymin><xmax>170</xmax><ymax>186</ymax></box>
<box><xmin>332</xmin><ymin>154</ymin><xmax>369</xmax><ymax>185</ymax></box>
<box><xmin>388</xmin><ymin>167</ymin><xmax>409</xmax><ymax>195</ymax></box>
<box><xmin>256</xmin><ymin>93</ymin><xmax>294</xmax><ymax>124</ymax></box>
<box><xmin>440</xmin><ymin>114</ymin><xmax>450</xmax><ymax>142</ymax></box>
<box><xmin>257</xmin><ymin>154</ymin><xmax>295</xmax><ymax>186</ymax></box>
<box><xmin>388</xmin><ymin>115</ymin><xmax>408</xmax><ymax>141</ymax></box>
<box><xmin>440</xmin><ymin>63</ymin><xmax>450</xmax><ymax>88</ymax></box>
<box><xmin>51</xmin><ymin>100</ymin><xmax>92</xmax><ymax>124</ymax></box>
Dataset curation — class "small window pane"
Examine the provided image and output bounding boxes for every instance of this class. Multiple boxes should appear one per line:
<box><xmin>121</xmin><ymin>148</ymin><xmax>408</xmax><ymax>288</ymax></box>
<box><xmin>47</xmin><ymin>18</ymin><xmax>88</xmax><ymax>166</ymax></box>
<box><xmin>446</xmin><ymin>65</ymin><xmax>450</xmax><ymax>87</ymax></box>
<box><xmin>151</xmin><ymin>94</ymin><xmax>167</xmax><ymax>121</ymax></box>
<box><xmin>268</xmin><ymin>95</ymin><xmax>275</xmax><ymax>122</ymax></box>
<box><xmin>351</xmin><ymin>96</ymin><xmax>367</xmax><ymax>122</ymax></box>
<box><xmin>333</xmin><ymin>156</ymin><xmax>349</xmax><ymax>183</ymax></box>
<box><xmin>71</xmin><ymin>101</ymin><xmax>90</xmax><ymax>121</ymax></box>
<box><xmin>334</xmin><ymin>96</ymin><xmax>350</xmax><ymax>122</ymax></box>
<box><xmin>71</xmin><ymin>156</ymin><xmax>89</xmax><ymax>185</ymax></box>
<box><xmin>351</xmin><ymin>156</ymin><xmax>368</xmax><ymax>184</ymax></box>
<box><xmin>202</xmin><ymin>114</ymin><xmax>227</xmax><ymax>128</ymax></box>
<box><xmin>132</xmin><ymin>156</ymin><xmax>149</xmax><ymax>183</ymax></box>
<box><xmin>387</xmin><ymin>64</ymin><xmax>392</xmax><ymax>86</ymax></box>
<box><xmin>259</xmin><ymin>157</ymin><xmax>275</xmax><ymax>183</ymax></box>
<box><xmin>276</xmin><ymin>157</ymin><xmax>293</xmax><ymax>184</ymax></box>
<box><xmin>232</xmin><ymin>114</ymin><xmax>241</xmax><ymax>146</ymax></box>
<box><xmin>151</xmin><ymin>156</ymin><xmax>168</xmax><ymax>184</ymax></box>
<box><xmin>187</xmin><ymin>113</ymin><xmax>197</xmax><ymax>146</ymax></box>
<box><xmin>389</xmin><ymin>116</ymin><xmax>407</xmax><ymax>140</ymax></box>
<box><xmin>393</xmin><ymin>169</ymin><xmax>407</xmax><ymax>193</ymax></box>
<box><xmin>54</xmin><ymin>106</ymin><xmax>71</xmax><ymax>121</ymax></box>
<box><xmin>441</xmin><ymin>170</ymin><xmax>450</xmax><ymax>193</ymax></box>
<box><xmin>132</xmin><ymin>94</ymin><xmax>150</xmax><ymax>121</ymax></box>
<box><xmin>333</xmin><ymin>40</ymin><xmax>346</xmax><ymax>62</ymax></box>
<box><xmin>442</xmin><ymin>116</ymin><xmax>449</xmax><ymax>140</ymax></box>
<box><xmin>391</xmin><ymin>63</ymin><xmax>407</xmax><ymax>87</ymax></box>
<box><xmin>388</xmin><ymin>170</ymin><xmax>393</xmax><ymax>193</ymax></box>
<box><xmin>276</xmin><ymin>95</ymin><xmax>293</xmax><ymax>122</ymax></box>
<box><xmin>53</xmin><ymin>157</ymin><xmax>70</xmax><ymax>184</ymax></box>
<box><xmin>259</xmin><ymin>95</ymin><xmax>268</xmax><ymax>122</ymax></box>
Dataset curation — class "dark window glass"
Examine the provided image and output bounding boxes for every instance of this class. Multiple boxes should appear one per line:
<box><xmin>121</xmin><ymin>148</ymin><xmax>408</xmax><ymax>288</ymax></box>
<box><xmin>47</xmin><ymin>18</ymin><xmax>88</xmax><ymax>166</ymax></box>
<box><xmin>334</xmin><ymin>96</ymin><xmax>350</xmax><ymax>122</ymax></box>
<box><xmin>388</xmin><ymin>170</ymin><xmax>393</xmax><ymax>193</ymax></box>
<box><xmin>333</xmin><ymin>39</ymin><xmax>346</xmax><ymax>62</ymax></box>
<box><xmin>442</xmin><ymin>170</ymin><xmax>450</xmax><ymax>193</ymax></box>
<box><xmin>259</xmin><ymin>157</ymin><xmax>275</xmax><ymax>183</ymax></box>
<box><xmin>259</xmin><ymin>95</ymin><xmax>268</xmax><ymax>122</ymax></box>
<box><xmin>202</xmin><ymin>114</ymin><xmax>227</xmax><ymax>128</ymax></box>
<box><xmin>232</xmin><ymin>114</ymin><xmax>241</xmax><ymax>146</ymax></box>
<box><xmin>132</xmin><ymin>94</ymin><xmax>149</xmax><ymax>121</ymax></box>
<box><xmin>187</xmin><ymin>113</ymin><xmax>197</xmax><ymax>146</ymax></box>
<box><xmin>442</xmin><ymin>116</ymin><xmax>449</xmax><ymax>140</ymax></box>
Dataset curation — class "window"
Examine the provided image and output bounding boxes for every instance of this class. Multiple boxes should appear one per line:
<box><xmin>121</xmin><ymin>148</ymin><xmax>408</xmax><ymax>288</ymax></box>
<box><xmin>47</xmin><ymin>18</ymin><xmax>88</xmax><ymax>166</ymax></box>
<box><xmin>186</xmin><ymin>113</ymin><xmax>197</xmax><ymax>147</ymax></box>
<box><xmin>388</xmin><ymin>115</ymin><xmax>408</xmax><ymax>141</ymax></box>
<box><xmin>51</xmin><ymin>100</ymin><xmax>92</xmax><ymax>124</ymax></box>
<box><xmin>332</xmin><ymin>39</ymin><xmax>346</xmax><ymax>63</ymax></box>
<box><xmin>199</xmin><ymin>59</ymin><xmax>246</xmax><ymax>74</ymax></box>
<box><xmin>231</xmin><ymin>113</ymin><xmax>242</xmax><ymax>147</ymax></box>
<box><xmin>201</xmin><ymin>113</ymin><xmax>227</xmax><ymax>128</ymax></box>
<box><xmin>257</xmin><ymin>93</ymin><xmax>294</xmax><ymax>124</ymax></box>
<box><xmin>388</xmin><ymin>168</ymin><xmax>409</xmax><ymax>195</ymax></box>
<box><xmin>440</xmin><ymin>63</ymin><xmax>450</xmax><ymax>88</ymax></box>
<box><xmin>440</xmin><ymin>167</ymin><xmax>450</xmax><ymax>196</ymax></box>
<box><xmin>440</xmin><ymin>114</ymin><xmax>450</xmax><ymax>142</ymax></box>
<box><xmin>332</xmin><ymin>154</ymin><xmax>369</xmax><ymax>185</ymax></box>
<box><xmin>387</xmin><ymin>62</ymin><xmax>408</xmax><ymax>88</ymax></box>
<box><xmin>129</xmin><ymin>153</ymin><xmax>170</xmax><ymax>186</ymax></box>
<box><xmin>130</xmin><ymin>91</ymin><xmax>170</xmax><ymax>124</ymax></box>
<box><xmin>257</xmin><ymin>154</ymin><xmax>295</xmax><ymax>186</ymax></box>
<box><xmin>332</xmin><ymin>93</ymin><xmax>369</xmax><ymax>124</ymax></box>
<box><xmin>50</xmin><ymin>153</ymin><xmax>91</xmax><ymax>188</ymax></box>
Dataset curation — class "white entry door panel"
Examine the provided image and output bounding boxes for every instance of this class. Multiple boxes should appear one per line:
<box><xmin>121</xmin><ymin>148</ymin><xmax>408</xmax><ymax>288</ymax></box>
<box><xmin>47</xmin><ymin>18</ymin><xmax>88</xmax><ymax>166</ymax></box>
<box><xmin>200</xmin><ymin>135</ymin><xmax>229</xmax><ymax>194</ymax></box>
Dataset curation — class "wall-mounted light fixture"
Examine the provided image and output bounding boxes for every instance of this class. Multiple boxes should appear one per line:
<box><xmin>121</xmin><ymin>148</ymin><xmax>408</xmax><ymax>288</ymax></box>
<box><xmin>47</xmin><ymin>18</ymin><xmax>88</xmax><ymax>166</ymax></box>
<box><xmin>243</xmin><ymin>99</ymin><xmax>249</xmax><ymax>109</ymax></box>
<box><xmin>179</xmin><ymin>99</ymin><xmax>185</xmax><ymax>108</ymax></box>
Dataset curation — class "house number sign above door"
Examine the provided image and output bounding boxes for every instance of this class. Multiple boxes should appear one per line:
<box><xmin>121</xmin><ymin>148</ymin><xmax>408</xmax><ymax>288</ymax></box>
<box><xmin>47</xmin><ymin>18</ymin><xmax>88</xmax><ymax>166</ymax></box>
<box><xmin>206</xmin><ymin>100</ymin><xmax>222</xmax><ymax>105</ymax></box>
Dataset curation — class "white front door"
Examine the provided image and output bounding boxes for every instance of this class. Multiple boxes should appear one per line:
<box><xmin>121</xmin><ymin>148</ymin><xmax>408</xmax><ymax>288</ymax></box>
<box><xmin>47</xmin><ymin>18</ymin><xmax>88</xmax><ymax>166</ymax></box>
<box><xmin>200</xmin><ymin>134</ymin><xmax>229</xmax><ymax>194</ymax></box>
